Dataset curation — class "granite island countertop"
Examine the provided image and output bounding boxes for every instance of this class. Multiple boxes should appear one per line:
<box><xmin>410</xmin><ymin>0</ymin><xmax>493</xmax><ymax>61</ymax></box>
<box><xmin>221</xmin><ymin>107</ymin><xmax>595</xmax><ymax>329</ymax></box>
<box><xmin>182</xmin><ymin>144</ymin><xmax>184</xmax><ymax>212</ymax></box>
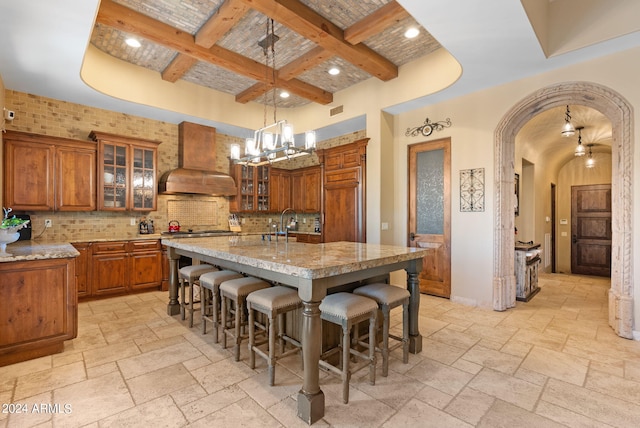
<box><xmin>0</xmin><ymin>240</ymin><xmax>79</xmax><ymax>262</ymax></box>
<box><xmin>162</xmin><ymin>235</ymin><xmax>428</xmax><ymax>280</ymax></box>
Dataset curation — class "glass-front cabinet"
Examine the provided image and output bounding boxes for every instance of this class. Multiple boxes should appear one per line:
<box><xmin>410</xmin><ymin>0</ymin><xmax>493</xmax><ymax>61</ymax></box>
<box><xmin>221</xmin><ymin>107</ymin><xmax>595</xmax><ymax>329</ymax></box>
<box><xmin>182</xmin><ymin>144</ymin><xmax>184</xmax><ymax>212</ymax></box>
<box><xmin>90</xmin><ymin>131</ymin><xmax>161</xmax><ymax>211</ymax></box>
<box><xmin>231</xmin><ymin>164</ymin><xmax>270</xmax><ymax>212</ymax></box>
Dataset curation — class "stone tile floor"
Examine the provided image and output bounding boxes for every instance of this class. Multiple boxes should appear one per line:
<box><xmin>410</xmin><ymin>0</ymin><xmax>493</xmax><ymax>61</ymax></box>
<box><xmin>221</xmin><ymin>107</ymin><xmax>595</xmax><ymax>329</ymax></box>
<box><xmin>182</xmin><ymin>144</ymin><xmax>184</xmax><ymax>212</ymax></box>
<box><xmin>2</xmin><ymin>274</ymin><xmax>640</xmax><ymax>427</ymax></box>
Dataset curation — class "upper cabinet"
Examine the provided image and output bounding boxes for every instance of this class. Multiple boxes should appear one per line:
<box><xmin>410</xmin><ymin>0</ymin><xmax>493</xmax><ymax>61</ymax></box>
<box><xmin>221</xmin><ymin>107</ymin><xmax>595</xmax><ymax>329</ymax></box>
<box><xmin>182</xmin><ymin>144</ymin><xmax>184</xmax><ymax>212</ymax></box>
<box><xmin>230</xmin><ymin>164</ymin><xmax>271</xmax><ymax>212</ymax></box>
<box><xmin>3</xmin><ymin>130</ymin><xmax>96</xmax><ymax>211</ymax></box>
<box><xmin>90</xmin><ymin>131</ymin><xmax>161</xmax><ymax>212</ymax></box>
<box><xmin>270</xmin><ymin>168</ymin><xmax>291</xmax><ymax>213</ymax></box>
<box><xmin>291</xmin><ymin>166</ymin><xmax>321</xmax><ymax>213</ymax></box>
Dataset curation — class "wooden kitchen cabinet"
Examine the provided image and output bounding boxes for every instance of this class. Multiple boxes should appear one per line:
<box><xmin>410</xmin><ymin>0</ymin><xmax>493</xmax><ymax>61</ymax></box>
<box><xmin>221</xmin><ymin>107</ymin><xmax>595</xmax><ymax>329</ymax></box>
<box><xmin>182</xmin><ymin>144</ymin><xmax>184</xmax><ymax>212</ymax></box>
<box><xmin>291</xmin><ymin>166</ymin><xmax>321</xmax><ymax>213</ymax></box>
<box><xmin>230</xmin><ymin>164</ymin><xmax>271</xmax><ymax>212</ymax></box>
<box><xmin>0</xmin><ymin>257</ymin><xmax>77</xmax><ymax>366</ymax></box>
<box><xmin>317</xmin><ymin>139</ymin><xmax>368</xmax><ymax>243</ymax></box>
<box><xmin>91</xmin><ymin>241</ymin><xmax>129</xmax><ymax>296</ymax></box>
<box><xmin>129</xmin><ymin>240</ymin><xmax>163</xmax><ymax>291</ymax></box>
<box><xmin>72</xmin><ymin>242</ymin><xmax>91</xmax><ymax>299</ymax></box>
<box><xmin>90</xmin><ymin>131</ymin><xmax>161</xmax><ymax>212</ymax></box>
<box><xmin>3</xmin><ymin>130</ymin><xmax>96</xmax><ymax>211</ymax></box>
<box><xmin>270</xmin><ymin>168</ymin><xmax>291</xmax><ymax>213</ymax></box>
<box><xmin>515</xmin><ymin>243</ymin><xmax>541</xmax><ymax>301</ymax></box>
<box><xmin>76</xmin><ymin>239</ymin><xmax>163</xmax><ymax>299</ymax></box>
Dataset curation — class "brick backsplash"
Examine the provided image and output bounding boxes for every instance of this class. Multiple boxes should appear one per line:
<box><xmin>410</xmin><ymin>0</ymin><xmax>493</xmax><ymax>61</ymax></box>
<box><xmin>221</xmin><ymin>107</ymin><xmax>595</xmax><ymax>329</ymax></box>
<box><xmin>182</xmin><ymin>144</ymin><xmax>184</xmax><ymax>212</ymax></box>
<box><xmin>2</xmin><ymin>90</ymin><xmax>364</xmax><ymax>240</ymax></box>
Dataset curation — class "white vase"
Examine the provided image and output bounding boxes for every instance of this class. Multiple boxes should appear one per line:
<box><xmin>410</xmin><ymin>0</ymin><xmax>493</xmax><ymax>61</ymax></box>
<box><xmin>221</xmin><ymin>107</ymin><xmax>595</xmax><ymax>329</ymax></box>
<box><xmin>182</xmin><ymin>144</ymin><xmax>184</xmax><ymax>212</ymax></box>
<box><xmin>0</xmin><ymin>227</ymin><xmax>22</xmax><ymax>256</ymax></box>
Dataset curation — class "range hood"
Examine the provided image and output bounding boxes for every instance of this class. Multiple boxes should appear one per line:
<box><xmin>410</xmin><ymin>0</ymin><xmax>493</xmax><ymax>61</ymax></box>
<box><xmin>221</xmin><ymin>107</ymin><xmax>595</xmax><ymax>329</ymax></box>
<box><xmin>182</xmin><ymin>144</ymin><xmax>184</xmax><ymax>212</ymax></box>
<box><xmin>158</xmin><ymin>122</ymin><xmax>237</xmax><ymax>196</ymax></box>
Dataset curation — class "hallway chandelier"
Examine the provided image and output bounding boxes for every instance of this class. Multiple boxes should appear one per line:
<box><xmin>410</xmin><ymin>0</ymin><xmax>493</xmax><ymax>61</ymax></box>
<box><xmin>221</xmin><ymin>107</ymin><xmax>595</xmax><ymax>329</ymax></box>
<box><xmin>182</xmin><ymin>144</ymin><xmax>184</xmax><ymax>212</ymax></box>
<box><xmin>561</xmin><ymin>105</ymin><xmax>576</xmax><ymax>137</ymax></box>
<box><xmin>230</xmin><ymin>19</ymin><xmax>316</xmax><ymax>167</ymax></box>
<box><xmin>574</xmin><ymin>126</ymin><xmax>585</xmax><ymax>156</ymax></box>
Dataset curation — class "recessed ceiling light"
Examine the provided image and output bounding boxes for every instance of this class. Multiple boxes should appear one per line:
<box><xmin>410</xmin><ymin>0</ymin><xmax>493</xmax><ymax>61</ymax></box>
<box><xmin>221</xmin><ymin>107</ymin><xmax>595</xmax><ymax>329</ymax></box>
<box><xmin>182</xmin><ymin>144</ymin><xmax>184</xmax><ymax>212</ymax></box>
<box><xmin>404</xmin><ymin>27</ymin><xmax>419</xmax><ymax>39</ymax></box>
<box><xmin>125</xmin><ymin>38</ymin><xmax>141</xmax><ymax>48</ymax></box>
<box><xmin>328</xmin><ymin>67</ymin><xmax>340</xmax><ymax>75</ymax></box>
<box><xmin>280</xmin><ymin>91</ymin><xmax>290</xmax><ymax>98</ymax></box>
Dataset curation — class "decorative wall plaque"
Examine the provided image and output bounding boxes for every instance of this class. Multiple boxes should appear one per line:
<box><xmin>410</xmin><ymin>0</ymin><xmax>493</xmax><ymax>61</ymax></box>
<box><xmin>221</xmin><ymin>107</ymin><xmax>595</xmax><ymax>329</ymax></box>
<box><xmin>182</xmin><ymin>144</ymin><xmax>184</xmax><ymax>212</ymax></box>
<box><xmin>405</xmin><ymin>117</ymin><xmax>452</xmax><ymax>137</ymax></box>
<box><xmin>460</xmin><ymin>168</ymin><xmax>485</xmax><ymax>212</ymax></box>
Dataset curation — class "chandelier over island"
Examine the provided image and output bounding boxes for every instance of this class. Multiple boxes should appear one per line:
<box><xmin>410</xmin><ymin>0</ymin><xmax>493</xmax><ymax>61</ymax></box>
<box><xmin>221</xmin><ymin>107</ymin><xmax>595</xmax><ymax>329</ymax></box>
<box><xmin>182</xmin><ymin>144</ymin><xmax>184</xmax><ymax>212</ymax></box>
<box><xmin>230</xmin><ymin>18</ymin><xmax>316</xmax><ymax>166</ymax></box>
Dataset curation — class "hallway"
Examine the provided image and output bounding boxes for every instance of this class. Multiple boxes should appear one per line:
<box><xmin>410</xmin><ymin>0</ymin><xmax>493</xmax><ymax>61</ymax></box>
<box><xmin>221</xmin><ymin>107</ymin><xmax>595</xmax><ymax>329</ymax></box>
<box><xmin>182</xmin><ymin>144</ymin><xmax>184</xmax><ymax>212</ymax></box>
<box><xmin>2</xmin><ymin>273</ymin><xmax>640</xmax><ymax>427</ymax></box>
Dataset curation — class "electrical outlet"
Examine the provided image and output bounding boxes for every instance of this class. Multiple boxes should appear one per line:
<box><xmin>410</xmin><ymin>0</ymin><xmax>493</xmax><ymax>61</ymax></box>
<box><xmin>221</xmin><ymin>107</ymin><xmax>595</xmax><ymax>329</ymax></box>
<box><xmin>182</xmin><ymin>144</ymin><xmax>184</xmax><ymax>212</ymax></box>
<box><xmin>130</xmin><ymin>218</ymin><xmax>137</xmax><ymax>226</ymax></box>
<box><xmin>44</xmin><ymin>219</ymin><xmax>52</xmax><ymax>228</ymax></box>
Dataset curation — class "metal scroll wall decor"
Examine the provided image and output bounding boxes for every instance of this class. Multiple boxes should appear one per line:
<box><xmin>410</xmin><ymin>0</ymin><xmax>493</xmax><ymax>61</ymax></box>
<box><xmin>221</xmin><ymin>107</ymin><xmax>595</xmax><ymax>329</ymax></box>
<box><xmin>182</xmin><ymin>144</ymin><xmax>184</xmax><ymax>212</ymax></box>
<box><xmin>405</xmin><ymin>117</ymin><xmax>452</xmax><ymax>137</ymax></box>
<box><xmin>460</xmin><ymin>168</ymin><xmax>485</xmax><ymax>212</ymax></box>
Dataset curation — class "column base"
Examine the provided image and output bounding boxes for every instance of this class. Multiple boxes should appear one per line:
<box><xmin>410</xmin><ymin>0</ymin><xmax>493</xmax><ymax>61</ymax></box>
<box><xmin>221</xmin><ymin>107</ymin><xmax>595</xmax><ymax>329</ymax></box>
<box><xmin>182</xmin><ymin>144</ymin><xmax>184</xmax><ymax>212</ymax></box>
<box><xmin>297</xmin><ymin>389</ymin><xmax>325</xmax><ymax>425</ymax></box>
<box><xmin>409</xmin><ymin>333</ymin><xmax>422</xmax><ymax>354</ymax></box>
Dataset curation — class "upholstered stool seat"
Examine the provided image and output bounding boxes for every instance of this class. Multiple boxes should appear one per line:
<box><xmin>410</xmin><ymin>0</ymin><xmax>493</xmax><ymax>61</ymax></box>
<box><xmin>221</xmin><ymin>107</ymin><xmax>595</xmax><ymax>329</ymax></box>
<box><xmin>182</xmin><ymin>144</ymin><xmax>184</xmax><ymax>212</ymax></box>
<box><xmin>220</xmin><ymin>276</ymin><xmax>271</xmax><ymax>361</ymax></box>
<box><xmin>179</xmin><ymin>264</ymin><xmax>218</xmax><ymax>328</ymax></box>
<box><xmin>319</xmin><ymin>292</ymin><xmax>378</xmax><ymax>404</ymax></box>
<box><xmin>354</xmin><ymin>283</ymin><xmax>410</xmax><ymax>376</ymax></box>
<box><xmin>247</xmin><ymin>286</ymin><xmax>302</xmax><ymax>386</ymax></box>
<box><xmin>200</xmin><ymin>270</ymin><xmax>244</xmax><ymax>341</ymax></box>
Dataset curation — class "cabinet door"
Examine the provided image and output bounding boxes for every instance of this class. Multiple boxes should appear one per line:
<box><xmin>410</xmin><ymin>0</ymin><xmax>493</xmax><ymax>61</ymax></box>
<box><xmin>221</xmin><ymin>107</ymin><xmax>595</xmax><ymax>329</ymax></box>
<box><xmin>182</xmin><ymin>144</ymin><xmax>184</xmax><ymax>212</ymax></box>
<box><xmin>324</xmin><ymin>170</ymin><xmax>364</xmax><ymax>243</ymax></box>
<box><xmin>3</xmin><ymin>140</ymin><xmax>55</xmax><ymax>211</ymax></box>
<box><xmin>256</xmin><ymin>165</ymin><xmax>270</xmax><ymax>212</ymax></box>
<box><xmin>56</xmin><ymin>146</ymin><xmax>96</xmax><ymax>211</ymax></box>
<box><xmin>270</xmin><ymin>169</ymin><xmax>290</xmax><ymax>213</ymax></box>
<box><xmin>130</xmin><ymin>251</ymin><xmax>162</xmax><ymax>290</ymax></box>
<box><xmin>91</xmin><ymin>242</ymin><xmax>129</xmax><ymax>296</ymax></box>
<box><xmin>99</xmin><ymin>142</ymin><xmax>128</xmax><ymax>211</ymax></box>
<box><xmin>72</xmin><ymin>243</ymin><xmax>91</xmax><ymax>298</ymax></box>
<box><xmin>131</xmin><ymin>146</ymin><xmax>156</xmax><ymax>211</ymax></box>
<box><xmin>290</xmin><ymin>171</ymin><xmax>304</xmax><ymax>212</ymax></box>
<box><xmin>303</xmin><ymin>167</ymin><xmax>321</xmax><ymax>212</ymax></box>
<box><xmin>129</xmin><ymin>240</ymin><xmax>162</xmax><ymax>291</ymax></box>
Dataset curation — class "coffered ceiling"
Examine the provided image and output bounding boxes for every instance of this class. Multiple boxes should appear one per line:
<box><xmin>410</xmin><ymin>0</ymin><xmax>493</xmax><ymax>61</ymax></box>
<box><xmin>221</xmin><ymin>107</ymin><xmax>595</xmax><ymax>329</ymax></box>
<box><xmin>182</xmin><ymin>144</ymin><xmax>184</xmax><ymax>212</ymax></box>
<box><xmin>90</xmin><ymin>0</ymin><xmax>440</xmax><ymax>109</ymax></box>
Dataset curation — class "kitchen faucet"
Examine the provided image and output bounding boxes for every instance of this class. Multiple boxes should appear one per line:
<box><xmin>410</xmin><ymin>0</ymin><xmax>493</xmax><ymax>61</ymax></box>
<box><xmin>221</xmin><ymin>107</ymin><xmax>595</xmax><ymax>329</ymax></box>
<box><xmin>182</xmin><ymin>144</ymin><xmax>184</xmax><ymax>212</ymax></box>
<box><xmin>280</xmin><ymin>208</ymin><xmax>298</xmax><ymax>235</ymax></box>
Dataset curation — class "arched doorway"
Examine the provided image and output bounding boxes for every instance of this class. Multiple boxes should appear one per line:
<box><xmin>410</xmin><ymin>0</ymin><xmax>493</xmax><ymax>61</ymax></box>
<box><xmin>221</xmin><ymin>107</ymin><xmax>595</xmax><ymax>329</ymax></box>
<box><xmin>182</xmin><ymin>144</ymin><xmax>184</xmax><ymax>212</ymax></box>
<box><xmin>493</xmin><ymin>81</ymin><xmax>634</xmax><ymax>339</ymax></box>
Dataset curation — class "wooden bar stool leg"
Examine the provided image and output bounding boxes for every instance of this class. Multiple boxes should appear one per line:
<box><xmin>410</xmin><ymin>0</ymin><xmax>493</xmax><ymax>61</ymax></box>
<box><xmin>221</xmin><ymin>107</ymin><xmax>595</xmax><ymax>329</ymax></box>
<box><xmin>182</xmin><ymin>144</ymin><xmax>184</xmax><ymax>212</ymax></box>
<box><xmin>369</xmin><ymin>312</ymin><xmax>377</xmax><ymax>385</ymax></box>
<box><xmin>221</xmin><ymin>295</ymin><xmax>228</xmax><ymax>349</ymax></box>
<box><xmin>189</xmin><ymin>281</ymin><xmax>195</xmax><ymax>328</ymax></box>
<box><xmin>381</xmin><ymin>305</ymin><xmax>390</xmax><ymax>377</ymax></box>
<box><xmin>402</xmin><ymin>301</ymin><xmax>409</xmax><ymax>364</ymax></box>
<box><xmin>342</xmin><ymin>323</ymin><xmax>351</xmax><ymax>404</ymax></box>
<box><xmin>234</xmin><ymin>300</ymin><xmax>243</xmax><ymax>361</ymax></box>
<box><xmin>212</xmin><ymin>289</ymin><xmax>220</xmax><ymax>343</ymax></box>
<box><xmin>248</xmin><ymin>303</ymin><xmax>256</xmax><ymax>369</ymax></box>
<box><xmin>180</xmin><ymin>279</ymin><xmax>186</xmax><ymax>320</ymax></box>
<box><xmin>268</xmin><ymin>314</ymin><xmax>276</xmax><ymax>386</ymax></box>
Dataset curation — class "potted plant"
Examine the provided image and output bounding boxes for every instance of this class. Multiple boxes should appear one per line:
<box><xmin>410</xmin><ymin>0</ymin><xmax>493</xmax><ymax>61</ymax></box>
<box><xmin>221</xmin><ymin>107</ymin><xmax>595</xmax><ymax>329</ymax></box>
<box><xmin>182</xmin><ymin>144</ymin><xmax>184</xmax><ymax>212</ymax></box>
<box><xmin>0</xmin><ymin>207</ymin><xmax>30</xmax><ymax>256</ymax></box>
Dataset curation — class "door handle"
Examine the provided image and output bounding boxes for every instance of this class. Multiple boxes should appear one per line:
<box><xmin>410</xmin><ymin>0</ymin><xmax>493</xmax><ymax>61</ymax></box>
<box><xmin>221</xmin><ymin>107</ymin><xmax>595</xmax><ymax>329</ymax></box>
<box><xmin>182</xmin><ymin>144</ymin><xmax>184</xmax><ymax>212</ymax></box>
<box><xmin>410</xmin><ymin>232</ymin><xmax>415</xmax><ymax>241</ymax></box>
<box><xmin>572</xmin><ymin>234</ymin><xmax>577</xmax><ymax>244</ymax></box>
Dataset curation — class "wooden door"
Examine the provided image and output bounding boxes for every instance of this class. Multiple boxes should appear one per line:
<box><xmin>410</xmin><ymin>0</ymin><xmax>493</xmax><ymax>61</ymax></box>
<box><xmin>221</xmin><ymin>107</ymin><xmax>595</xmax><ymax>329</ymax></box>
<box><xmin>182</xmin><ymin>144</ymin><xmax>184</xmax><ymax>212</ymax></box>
<box><xmin>408</xmin><ymin>138</ymin><xmax>451</xmax><ymax>297</ymax></box>
<box><xmin>571</xmin><ymin>184</ymin><xmax>611</xmax><ymax>276</ymax></box>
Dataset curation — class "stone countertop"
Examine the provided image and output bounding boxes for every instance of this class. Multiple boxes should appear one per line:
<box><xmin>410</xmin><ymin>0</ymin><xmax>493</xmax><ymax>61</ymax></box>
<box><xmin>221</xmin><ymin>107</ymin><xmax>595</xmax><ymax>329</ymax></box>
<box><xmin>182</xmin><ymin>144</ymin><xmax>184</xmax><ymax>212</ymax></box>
<box><xmin>162</xmin><ymin>235</ymin><xmax>428</xmax><ymax>280</ymax></box>
<box><xmin>0</xmin><ymin>240</ymin><xmax>79</xmax><ymax>263</ymax></box>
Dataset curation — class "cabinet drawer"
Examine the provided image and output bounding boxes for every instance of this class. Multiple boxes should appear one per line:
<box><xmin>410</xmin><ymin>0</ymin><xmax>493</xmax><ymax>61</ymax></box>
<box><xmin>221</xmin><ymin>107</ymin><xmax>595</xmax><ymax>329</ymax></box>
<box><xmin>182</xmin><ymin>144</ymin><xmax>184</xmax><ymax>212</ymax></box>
<box><xmin>92</xmin><ymin>241</ymin><xmax>128</xmax><ymax>254</ymax></box>
<box><xmin>130</xmin><ymin>240</ymin><xmax>161</xmax><ymax>252</ymax></box>
<box><xmin>325</xmin><ymin>169</ymin><xmax>360</xmax><ymax>184</ymax></box>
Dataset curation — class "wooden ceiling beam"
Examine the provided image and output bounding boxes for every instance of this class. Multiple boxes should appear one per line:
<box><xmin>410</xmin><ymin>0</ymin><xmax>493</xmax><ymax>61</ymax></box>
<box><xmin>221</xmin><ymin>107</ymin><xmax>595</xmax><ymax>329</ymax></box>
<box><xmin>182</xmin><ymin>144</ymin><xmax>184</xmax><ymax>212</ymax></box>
<box><xmin>277</xmin><ymin>46</ymin><xmax>333</xmax><ymax>81</ymax></box>
<box><xmin>239</xmin><ymin>0</ymin><xmax>398</xmax><ymax>81</ymax></box>
<box><xmin>162</xmin><ymin>0</ymin><xmax>250</xmax><ymax>82</ymax></box>
<box><xmin>344</xmin><ymin>1</ymin><xmax>410</xmax><ymax>45</ymax></box>
<box><xmin>195</xmin><ymin>0</ymin><xmax>251</xmax><ymax>47</ymax></box>
<box><xmin>97</xmin><ymin>0</ymin><xmax>331</xmax><ymax>104</ymax></box>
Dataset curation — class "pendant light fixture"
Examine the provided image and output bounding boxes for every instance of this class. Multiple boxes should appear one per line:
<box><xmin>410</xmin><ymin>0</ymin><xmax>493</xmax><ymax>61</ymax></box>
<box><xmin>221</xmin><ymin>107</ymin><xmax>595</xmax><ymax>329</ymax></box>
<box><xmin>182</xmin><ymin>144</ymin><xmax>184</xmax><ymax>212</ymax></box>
<box><xmin>561</xmin><ymin>105</ymin><xmax>576</xmax><ymax>137</ymax></box>
<box><xmin>230</xmin><ymin>19</ymin><xmax>316</xmax><ymax>166</ymax></box>
<box><xmin>574</xmin><ymin>126</ymin><xmax>585</xmax><ymax>156</ymax></box>
<box><xmin>585</xmin><ymin>144</ymin><xmax>595</xmax><ymax>168</ymax></box>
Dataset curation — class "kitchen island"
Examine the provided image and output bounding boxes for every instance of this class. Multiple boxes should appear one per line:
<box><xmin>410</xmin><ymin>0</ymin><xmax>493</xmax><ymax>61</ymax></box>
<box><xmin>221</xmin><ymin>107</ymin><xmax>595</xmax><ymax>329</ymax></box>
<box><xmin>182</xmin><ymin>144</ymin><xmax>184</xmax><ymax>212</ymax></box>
<box><xmin>162</xmin><ymin>235</ymin><xmax>429</xmax><ymax>424</ymax></box>
<box><xmin>0</xmin><ymin>241</ymin><xmax>79</xmax><ymax>366</ymax></box>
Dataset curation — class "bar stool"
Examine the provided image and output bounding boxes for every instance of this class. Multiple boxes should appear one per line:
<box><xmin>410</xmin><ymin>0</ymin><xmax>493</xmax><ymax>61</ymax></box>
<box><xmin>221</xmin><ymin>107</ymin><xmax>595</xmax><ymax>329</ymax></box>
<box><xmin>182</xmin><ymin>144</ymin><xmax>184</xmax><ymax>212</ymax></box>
<box><xmin>220</xmin><ymin>276</ymin><xmax>271</xmax><ymax>361</ymax></box>
<box><xmin>247</xmin><ymin>286</ymin><xmax>302</xmax><ymax>386</ymax></box>
<box><xmin>353</xmin><ymin>283</ymin><xmax>410</xmax><ymax>376</ymax></box>
<box><xmin>179</xmin><ymin>264</ymin><xmax>218</xmax><ymax>328</ymax></box>
<box><xmin>319</xmin><ymin>292</ymin><xmax>378</xmax><ymax>404</ymax></box>
<box><xmin>200</xmin><ymin>270</ymin><xmax>244</xmax><ymax>341</ymax></box>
